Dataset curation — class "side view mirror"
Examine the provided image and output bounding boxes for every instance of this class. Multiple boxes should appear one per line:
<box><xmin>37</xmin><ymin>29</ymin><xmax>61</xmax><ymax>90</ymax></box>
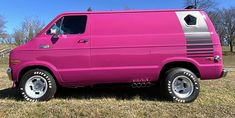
<box><xmin>50</xmin><ymin>28</ymin><xmax>59</xmax><ymax>39</ymax></box>
<box><xmin>50</xmin><ymin>24</ymin><xmax>60</xmax><ymax>39</ymax></box>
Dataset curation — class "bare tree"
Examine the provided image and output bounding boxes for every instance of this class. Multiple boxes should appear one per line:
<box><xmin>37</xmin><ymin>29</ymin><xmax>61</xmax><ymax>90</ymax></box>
<box><xmin>12</xmin><ymin>29</ymin><xmax>25</xmax><ymax>45</ymax></box>
<box><xmin>184</xmin><ymin>0</ymin><xmax>217</xmax><ymax>11</ymax></box>
<box><xmin>22</xmin><ymin>18</ymin><xmax>45</xmax><ymax>41</ymax></box>
<box><xmin>0</xmin><ymin>15</ymin><xmax>6</xmax><ymax>41</ymax></box>
<box><xmin>0</xmin><ymin>15</ymin><xmax>11</xmax><ymax>44</ymax></box>
<box><xmin>220</xmin><ymin>8</ymin><xmax>235</xmax><ymax>52</ymax></box>
<box><xmin>208</xmin><ymin>7</ymin><xmax>235</xmax><ymax>52</ymax></box>
<box><xmin>208</xmin><ymin>11</ymin><xmax>226</xmax><ymax>45</ymax></box>
<box><xmin>13</xmin><ymin>17</ymin><xmax>45</xmax><ymax>45</ymax></box>
<box><xmin>0</xmin><ymin>33</ymin><xmax>11</xmax><ymax>44</ymax></box>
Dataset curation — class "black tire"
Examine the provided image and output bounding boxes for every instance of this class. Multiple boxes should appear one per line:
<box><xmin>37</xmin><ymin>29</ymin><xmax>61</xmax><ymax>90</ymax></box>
<box><xmin>19</xmin><ymin>69</ymin><xmax>57</xmax><ymax>101</ymax></box>
<box><xmin>163</xmin><ymin>68</ymin><xmax>200</xmax><ymax>103</ymax></box>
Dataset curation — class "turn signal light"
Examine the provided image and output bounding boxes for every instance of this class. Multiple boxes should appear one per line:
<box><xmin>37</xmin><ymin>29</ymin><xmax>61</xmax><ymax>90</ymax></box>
<box><xmin>11</xmin><ymin>59</ymin><xmax>21</xmax><ymax>65</ymax></box>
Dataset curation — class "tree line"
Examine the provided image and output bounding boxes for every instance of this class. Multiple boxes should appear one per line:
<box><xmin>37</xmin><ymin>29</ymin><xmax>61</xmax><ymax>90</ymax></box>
<box><xmin>185</xmin><ymin>0</ymin><xmax>235</xmax><ymax>52</ymax></box>
<box><xmin>0</xmin><ymin>16</ymin><xmax>44</xmax><ymax>45</ymax></box>
<box><xmin>0</xmin><ymin>17</ymin><xmax>44</xmax><ymax>46</ymax></box>
<box><xmin>0</xmin><ymin>0</ymin><xmax>234</xmax><ymax>52</ymax></box>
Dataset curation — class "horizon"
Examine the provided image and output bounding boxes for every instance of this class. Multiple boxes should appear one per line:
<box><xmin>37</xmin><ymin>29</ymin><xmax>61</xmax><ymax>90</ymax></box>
<box><xmin>0</xmin><ymin>0</ymin><xmax>235</xmax><ymax>34</ymax></box>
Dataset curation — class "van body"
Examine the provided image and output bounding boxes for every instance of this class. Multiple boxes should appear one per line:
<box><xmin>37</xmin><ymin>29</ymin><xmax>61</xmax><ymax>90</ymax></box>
<box><xmin>7</xmin><ymin>9</ymin><xmax>227</xmax><ymax>102</ymax></box>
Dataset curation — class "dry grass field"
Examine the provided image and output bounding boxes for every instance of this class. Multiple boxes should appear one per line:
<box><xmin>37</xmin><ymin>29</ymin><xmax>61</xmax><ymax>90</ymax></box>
<box><xmin>0</xmin><ymin>47</ymin><xmax>235</xmax><ymax>117</ymax></box>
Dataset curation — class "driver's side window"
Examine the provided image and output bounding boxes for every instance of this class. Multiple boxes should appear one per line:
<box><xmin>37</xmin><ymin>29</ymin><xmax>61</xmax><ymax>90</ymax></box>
<box><xmin>46</xmin><ymin>18</ymin><xmax>63</xmax><ymax>35</ymax></box>
<box><xmin>47</xmin><ymin>15</ymin><xmax>87</xmax><ymax>35</ymax></box>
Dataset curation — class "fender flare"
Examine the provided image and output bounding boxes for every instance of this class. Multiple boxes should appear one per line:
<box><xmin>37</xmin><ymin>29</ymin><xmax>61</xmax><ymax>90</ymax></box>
<box><xmin>16</xmin><ymin>61</ymin><xmax>63</xmax><ymax>84</ymax></box>
<box><xmin>158</xmin><ymin>57</ymin><xmax>201</xmax><ymax>76</ymax></box>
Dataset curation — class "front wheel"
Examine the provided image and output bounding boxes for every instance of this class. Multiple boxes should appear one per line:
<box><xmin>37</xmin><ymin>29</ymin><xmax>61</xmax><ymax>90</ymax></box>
<box><xmin>19</xmin><ymin>69</ymin><xmax>57</xmax><ymax>101</ymax></box>
<box><xmin>163</xmin><ymin>68</ymin><xmax>200</xmax><ymax>103</ymax></box>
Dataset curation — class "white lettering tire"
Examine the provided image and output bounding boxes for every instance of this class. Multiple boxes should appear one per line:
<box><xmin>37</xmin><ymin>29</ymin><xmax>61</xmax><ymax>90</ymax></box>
<box><xmin>19</xmin><ymin>69</ymin><xmax>57</xmax><ymax>102</ymax></box>
<box><xmin>163</xmin><ymin>68</ymin><xmax>200</xmax><ymax>103</ymax></box>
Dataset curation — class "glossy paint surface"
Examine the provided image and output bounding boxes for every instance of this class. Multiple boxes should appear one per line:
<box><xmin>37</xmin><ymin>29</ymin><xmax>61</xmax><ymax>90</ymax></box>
<box><xmin>9</xmin><ymin>10</ymin><xmax>224</xmax><ymax>87</ymax></box>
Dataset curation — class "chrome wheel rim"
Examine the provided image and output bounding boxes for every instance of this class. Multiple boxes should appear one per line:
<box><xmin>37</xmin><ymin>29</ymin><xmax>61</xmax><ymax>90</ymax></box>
<box><xmin>25</xmin><ymin>76</ymin><xmax>48</xmax><ymax>99</ymax></box>
<box><xmin>172</xmin><ymin>76</ymin><xmax>194</xmax><ymax>99</ymax></box>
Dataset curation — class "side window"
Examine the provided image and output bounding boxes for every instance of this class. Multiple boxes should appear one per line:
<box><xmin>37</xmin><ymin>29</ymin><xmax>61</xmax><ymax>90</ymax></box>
<box><xmin>62</xmin><ymin>16</ymin><xmax>87</xmax><ymax>34</ymax></box>
<box><xmin>47</xmin><ymin>15</ymin><xmax>87</xmax><ymax>35</ymax></box>
<box><xmin>184</xmin><ymin>15</ymin><xmax>197</xmax><ymax>26</ymax></box>
<box><xmin>46</xmin><ymin>18</ymin><xmax>63</xmax><ymax>34</ymax></box>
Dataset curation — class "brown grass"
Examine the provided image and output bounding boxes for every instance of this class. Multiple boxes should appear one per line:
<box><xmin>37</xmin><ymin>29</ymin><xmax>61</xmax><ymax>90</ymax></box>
<box><xmin>223</xmin><ymin>46</ymin><xmax>235</xmax><ymax>52</ymax></box>
<box><xmin>0</xmin><ymin>47</ymin><xmax>235</xmax><ymax>117</ymax></box>
<box><xmin>223</xmin><ymin>56</ymin><xmax>235</xmax><ymax>67</ymax></box>
<box><xmin>0</xmin><ymin>71</ymin><xmax>235</xmax><ymax>117</ymax></box>
<box><xmin>223</xmin><ymin>46</ymin><xmax>235</xmax><ymax>56</ymax></box>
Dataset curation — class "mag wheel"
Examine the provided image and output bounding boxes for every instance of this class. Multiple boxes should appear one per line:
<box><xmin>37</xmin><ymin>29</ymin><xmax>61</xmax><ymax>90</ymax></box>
<box><xmin>19</xmin><ymin>69</ymin><xmax>57</xmax><ymax>101</ymax></box>
<box><xmin>163</xmin><ymin>68</ymin><xmax>200</xmax><ymax>103</ymax></box>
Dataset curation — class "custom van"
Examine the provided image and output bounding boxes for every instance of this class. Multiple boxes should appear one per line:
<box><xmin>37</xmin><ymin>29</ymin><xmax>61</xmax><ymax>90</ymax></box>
<box><xmin>7</xmin><ymin>9</ymin><xmax>228</xmax><ymax>102</ymax></box>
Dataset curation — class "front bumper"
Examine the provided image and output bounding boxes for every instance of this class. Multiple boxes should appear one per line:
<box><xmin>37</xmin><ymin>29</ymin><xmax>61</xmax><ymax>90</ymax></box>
<box><xmin>221</xmin><ymin>69</ymin><xmax>228</xmax><ymax>78</ymax></box>
<box><xmin>6</xmin><ymin>68</ymin><xmax>12</xmax><ymax>81</ymax></box>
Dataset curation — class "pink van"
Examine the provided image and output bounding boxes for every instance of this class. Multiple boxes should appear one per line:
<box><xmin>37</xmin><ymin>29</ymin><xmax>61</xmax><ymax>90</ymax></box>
<box><xmin>7</xmin><ymin>9</ymin><xmax>227</xmax><ymax>102</ymax></box>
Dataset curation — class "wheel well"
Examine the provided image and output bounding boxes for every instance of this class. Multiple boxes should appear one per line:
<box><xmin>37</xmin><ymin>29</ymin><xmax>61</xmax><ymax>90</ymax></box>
<box><xmin>159</xmin><ymin>61</ymin><xmax>200</xmax><ymax>82</ymax></box>
<box><xmin>17</xmin><ymin>66</ymin><xmax>59</xmax><ymax>87</ymax></box>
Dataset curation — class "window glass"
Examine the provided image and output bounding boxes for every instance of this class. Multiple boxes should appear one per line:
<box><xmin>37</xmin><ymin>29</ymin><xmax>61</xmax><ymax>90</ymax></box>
<box><xmin>47</xmin><ymin>15</ymin><xmax>87</xmax><ymax>35</ymax></box>
<box><xmin>184</xmin><ymin>15</ymin><xmax>197</xmax><ymax>25</ymax></box>
<box><xmin>46</xmin><ymin>18</ymin><xmax>64</xmax><ymax>34</ymax></box>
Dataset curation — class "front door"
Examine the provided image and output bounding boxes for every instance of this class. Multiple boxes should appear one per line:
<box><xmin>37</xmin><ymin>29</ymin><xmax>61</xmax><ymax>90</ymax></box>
<box><xmin>39</xmin><ymin>15</ymin><xmax>91</xmax><ymax>83</ymax></box>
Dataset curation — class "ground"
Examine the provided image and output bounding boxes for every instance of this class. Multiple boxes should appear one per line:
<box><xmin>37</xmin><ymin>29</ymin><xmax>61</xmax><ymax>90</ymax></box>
<box><xmin>0</xmin><ymin>49</ymin><xmax>235</xmax><ymax>117</ymax></box>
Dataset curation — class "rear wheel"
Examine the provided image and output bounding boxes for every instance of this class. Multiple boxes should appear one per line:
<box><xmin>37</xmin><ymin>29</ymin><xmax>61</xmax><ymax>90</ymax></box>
<box><xmin>163</xmin><ymin>68</ymin><xmax>200</xmax><ymax>103</ymax></box>
<box><xmin>19</xmin><ymin>69</ymin><xmax>57</xmax><ymax>101</ymax></box>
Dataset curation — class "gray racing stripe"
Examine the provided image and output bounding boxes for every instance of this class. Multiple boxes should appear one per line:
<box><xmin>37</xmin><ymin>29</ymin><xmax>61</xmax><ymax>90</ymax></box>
<box><xmin>186</xmin><ymin>40</ymin><xmax>212</xmax><ymax>44</ymax></box>
<box><xmin>176</xmin><ymin>11</ymin><xmax>214</xmax><ymax>58</ymax></box>
<box><xmin>185</xmin><ymin>32</ymin><xmax>211</xmax><ymax>39</ymax></box>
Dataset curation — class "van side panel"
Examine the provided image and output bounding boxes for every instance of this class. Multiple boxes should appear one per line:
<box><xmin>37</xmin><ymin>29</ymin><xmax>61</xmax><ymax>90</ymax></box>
<box><xmin>90</xmin><ymin>12</ymin><xmax>186</xmax><ymax>84</ymax></box>
<box><xmin>176</xmin><ymin>11</ymin><xmax>223</xmax><ymax>79</ymax></box>
<box><xmin>199</xmin><ymin>11</ymin><xmax>223</xmax><ymax>79</ymax></box>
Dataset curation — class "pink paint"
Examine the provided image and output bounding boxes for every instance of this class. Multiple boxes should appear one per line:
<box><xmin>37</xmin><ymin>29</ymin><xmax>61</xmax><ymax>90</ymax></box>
<box><xmin>8</xmin><ymin>9</ymin><xmax>225</xmax><ymax>87</ymax></box>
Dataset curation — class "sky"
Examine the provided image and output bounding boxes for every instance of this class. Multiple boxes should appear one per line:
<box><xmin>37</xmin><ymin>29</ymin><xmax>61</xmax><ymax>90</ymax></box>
<box><xmin>0</xmin><ymin>0</ymin><xmax>235</xmax><ymax>34</ymax></box>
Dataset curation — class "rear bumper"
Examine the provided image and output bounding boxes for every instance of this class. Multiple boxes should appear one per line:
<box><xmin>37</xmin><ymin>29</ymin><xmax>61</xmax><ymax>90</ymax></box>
<box><xmin>221</xmin><ymin>69</ymin><xmax>228</xmax><ymax>78</ymax></box>
<box><xmin>199</xmin><ymin>64</ymin><xmax>226</xmax><ymax>80</ymax></box>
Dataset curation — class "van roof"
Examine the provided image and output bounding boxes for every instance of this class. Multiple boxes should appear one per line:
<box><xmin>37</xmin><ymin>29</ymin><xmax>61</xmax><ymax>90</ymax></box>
<box><xmin>59</xmin><ymin>9</ymin><xmax>202</xmax><ymax>15</ymax></box>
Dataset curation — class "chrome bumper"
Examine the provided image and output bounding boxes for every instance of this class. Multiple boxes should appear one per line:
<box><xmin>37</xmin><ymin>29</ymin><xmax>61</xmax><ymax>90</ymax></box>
<box><xmin>221</xmin><ymin>69</ymin><xmax>228</xmax><ymax>78</ymax></box>
<box><xmin>6</xmin><ymin>68</ymin><xmax>12</xmax><ymax>81</ymax></box>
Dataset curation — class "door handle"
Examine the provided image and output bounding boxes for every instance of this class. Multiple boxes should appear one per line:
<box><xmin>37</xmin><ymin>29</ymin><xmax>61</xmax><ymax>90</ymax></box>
<box><xmin>78</xmin><ymin>39</ymin><xmax>89</xmax><ymax>43</ymax></box>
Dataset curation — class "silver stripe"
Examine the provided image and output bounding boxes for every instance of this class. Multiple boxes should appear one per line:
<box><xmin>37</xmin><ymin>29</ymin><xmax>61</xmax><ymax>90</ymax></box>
<box><xmin>186</xmin><ymin>40</ymin><xmax>212</xmax><ymax>44</ymax></box>
<box><xmin>176</xmin><ymin>11</ymin><xmax>209</xmax><ymax>33</ymax></box>
<box><xmin>176</xmin><ymin>11</ymin><xmax>212</xmax><ymax>40</ymax></box>
<box><xmin>185</xmin><ymin>32</ymin><xmax>211</xmax><ymax>39</ymax></box>
<box><xmin>176</xmin><ymin>11</ymin><xmax>213</xmax><ymax>58</ymax></box>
